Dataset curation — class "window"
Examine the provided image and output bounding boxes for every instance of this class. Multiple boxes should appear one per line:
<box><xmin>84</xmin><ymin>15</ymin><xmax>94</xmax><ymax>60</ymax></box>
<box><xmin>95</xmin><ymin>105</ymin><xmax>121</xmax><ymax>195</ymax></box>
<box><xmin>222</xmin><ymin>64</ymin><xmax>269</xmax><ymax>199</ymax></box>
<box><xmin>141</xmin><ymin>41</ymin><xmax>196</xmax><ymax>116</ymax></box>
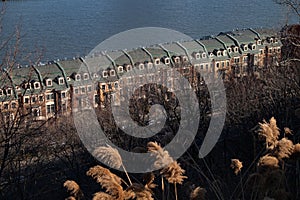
<box><xmin>277</xmin><ymin>47</ymin><xmax>281</xmax><ymax>53</ymax></box>
<box><xmin>202</xmin><ymin>53</ymin><xmax>207</xmax><ymax>58</ymax></box>
<box><xmin>223</xmin><ymin>50</ymin><xmax>227</xmax><ymax>56</ymax></box>
<box><xmin>226</xmin><ymin>60</ymin><xmax>230</xmax><ymax>67</ymax></box>
<box><xmin>234</xmin><ymin>57</ymin><xmax>240</xmax><ymax>63</ymax></box>
<box><xmin>234</xmin><ymin>47</ymin><xmax>239</xmax><ymax>52</ymax></box>
<box><xmin>24</xmin><ymin>97</ymin><xmax>29</xmax><ymax>104</ymax></box>
<box><xmin>182</xmin><ymin>56</ymin><xmax>188</xmax><ymax>62</ymax></box>
<box><xmin>4</xmin><ymin>103</ymin><xmax>8</xmax><ymax>109</ymax></box>
<box><xmin>138</xmin><ymin>63</ymin><xmax>144</xmax><ymax>70</ymax></box>
<box><xmin>252</xmin><ymin>44</ymin><xmax>256</xmax><ymax>50</ymax></box>
<box><xmin>93</xmin><ymin>73</ymin><xmax>98</xmax><ymax>79</ymax></box>
<box><xmin>108</xmin><ymin>84</ymin><xmax>112</xmax><ymax>89</ymax></box>
<box><xmin>147</xmin><ymin>62</ymin><xmax>153</xmax><ymax>69</ymax></box>
<box><xmin>243</xmin><ymin>56</ymin><xmax>248</xmax><ymax>63</ymax></box>
<box><xmin>74</xmin><ymin>88</ymin><xmax>79</xmax><ymax>94</ymax></box>
<box><xmin>67</xmin><ymin>77</ymin><xmax>71</xmax><ymax>81</ymax></box>
<box><xmin>269</xmin><ymin>48</ymin><xmax>272</xmax><ymax>53</ymax></box>
<box><xmin>58</xmin><ymin>77</ymin><xmax>64</xmax><ymax>85</ymax></box>
<box><xmin>243</xmin><ymin>45</ymin><xmax>248</xmax><ymax>51</ymax></box>
<box><xmin>101</xmin><ymin>84</ymin><xmax>106</xmax><ymax>90</ymax></box>
<box><xmin>33</xmin><ymin>108</ymin><xmax>40</xmax><ymax>117</ymax></box>
<box><xmin>154</xmin><ymin>59</ymin><xmax>160</xmax><ymax>65</ymax></box>
<box><xmin>195</xmin><ymin>53</ymin><xmax>200</xmax><ymax>60</ymax></box>
<box><xmin>11</xmin><ymin>102</ymin><xmax>16</xmax><ymax>109</ymax></box>
<box><xmin>126</xmin><ymin>65</ymin><xmax>132</xmax><ymax>71</ymax></box>
<box><xmin>75</xmin><ymin>74</ymin><xmax>81</xmax><ymax>81</ymax></box>
<box><xmin>87</xmin><ymin>85</ymin><xmax>92</xmax><ymax>92</ymax></box>
<box><xmin>0</xmin><ymin>90</ymin><xmax>2</xmax><ymax>96</ymax></box>
<box><xmin>227</xmin><ymin>48</ymin><xmax>232</xmax><ymax>53</ymax></box>
<box><xmin>164</xmin><ymin>58</ymin><xmax>170</xmax><ymax>64</ymax></box>
<box><xmin>7</xmin><ymin>89</ymin><xmax>12</xmax><ymax>95</ymax></box>
<box><xmin>200</xmin><ymin>64</ymin><xmax>204</xmax><ymax>70</ymax></box>
<box><xmin>39</xmin><ymin>95</ymin><xmax>43</xmax><ymax>102</ymax></box>
<box><xmin>110</xmin><ymin>70</ymin><xmax>116</xmax><ymax>76</ymax></box>
<box><xmin>217</xmin><ymin>51</ymin><xmax>222</xmax><ymax>57</ymax></box>
<box><xmin>81</xmin><ymin>87</ymin><xmax>86</xmax><ymax>94</ymax></box>
<box><xmin>83</xmin><ymin>73</ymin><xmax>89</xmax><ymax>80</ymax></box>
<box><xmin>114</xmin><ymin>82</ymin><xmax>118</xmax><ymax>88</ymax></box>
<box><xmin>260</xmin><ymin>49</ymin><xmax>264</xmax><ymax>54</ymax></box>
<box><xmin>216</xmin><ymin>62</ymin><xmax>220</xmax><ymax>68</ymax></box>
<box><xmin>47</xmin><ymin>93</ymin><xmax>54</xmax><ymax>100</ymax></box>
<box><xmin>257</xmin><ymin>40</ymin><xmax>262</xmax><ymax>45</ymax></box>
<box><xmin>61</xmin><ymin>92</ymin><xmax>66</xmax><ymax>98</ymax></box>
<box><xmin>46</xmin><ymin>79</ymin><xmax>52</xmax><ymax>86</ymax></box>
<box><xmin>46</xmin><ymin>104</ymin><xmax>55</xmax><ymax>114</ymax></box>
<box><xmin>32</xmin><ymin>96</ymin><xmax>36</xmax><ymax>103</ymax></box>
<box><xmin>118</xmin><ymin>66</ymin><xmax>123</xmax><ymax>73</ymax></box>
<box><xmin>174</xmin><ymin>57</ymin><xmax>180</xmax><ymax>63</ymax></box>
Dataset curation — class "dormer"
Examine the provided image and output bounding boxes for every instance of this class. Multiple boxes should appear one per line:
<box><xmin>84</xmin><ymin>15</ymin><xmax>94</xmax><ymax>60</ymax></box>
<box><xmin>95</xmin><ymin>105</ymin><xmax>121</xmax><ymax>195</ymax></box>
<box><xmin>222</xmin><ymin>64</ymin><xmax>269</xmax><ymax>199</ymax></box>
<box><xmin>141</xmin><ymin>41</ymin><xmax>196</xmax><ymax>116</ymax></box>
<box><xmin>102</xmin><ymin>70</ymin><xmax>108</xmax><ymax>78</ymax></box>
<box><xmin>250</xmin><ymin>43</ymin><xmax>256</xmax><ymax>50</ymax></box>
<box><xmin>126</xmin><ymin>64</ymin><xmax>132</xmax><ymax>71</ymax></box>
<box><xmin>269</xmin><ymin>38</ymin><xmax>274</xmax><ymax>43</ymax></box>
<box><xmin>66</xmin><ymin>77</ymin><xmax>71</xmax><ymax>81</ymax></box>
<box><xmin>6</xmin><ymin>88</ymin><xmax>12</xmax><ymax>95</ymax></box>
<box><xmin>193</xmin><ymin>52</ymin><xmax>201</xmax><ymax>60</ymax></box>
<box><xmin>93</xmin><ymin>73</ymin><xmax>98</xmax><ymax>79</ymax></box>
<box><xmin>154</xmin><ymin>58</ymin><xmax>160</xmax><ymax>65</ymax></box>
<box><xmin>146</xmin><ymin>62</ymin><xmax>153</xmax><ymax>69</ymax></box>
<box><xmin>241</xmin><ymin>44</ymin><xmax>248</xmax><ymax>51</ymax></box>
<box><xmin>45</xmin><ymin>78</ymin><xmax>52</xmax><ymax>87</ymax></box>
<box><xmin>227</xmin><ymin>47</ymin><xmax>232</xmax><ymax>53</ymax></box>
<box><xmin>173</xmin><ymin>56</ymin><xmax>180</xmax><ymax>63</ymax></box>
<box><xmin>222</xmin><ymin>49</ymin><xmax>227</xmax><ymax>56</ymax></box>
<box><xmin>256</xmin><ymin>39</ymin><xmax>262</xmax><ymax>45</ymax></box>
<box><xmin>164</xmin><ymin>57</ymin><xmax>170</xmax><ymax>65</ymax></box>
<box><xmin>83</xmin><ymin>73</ymin><xmax>89</xmax><ymax>80</ymax></box>
<box><xmin>202</xmin><ymin>52</ymin><xmax>207</xmax><ymax>58</ymax></box>
<box><xmin>181</xmin><ymin>55</ymin><xmax>188</xmax><ymax>62</ymax></box>
<box><xmin>216</xmin><ymin>50</ymin><xmax>222</xmax><ymax>57</ymax></box>
<box><xmin>209</xmin><ymin>52</ymin><xmax>214</xmax><ymax>57</ymax></box>
<box><xmin>75</xmin><ymin>74</ymin><xmax>81</xmax><ymax>81</ymax></box>
<box><xmin>110</xmin><ymin>69</ymin><xmax>116</xmax><ymax>76</ymax></box>
<box><xmin>118</xmin><ymin>66</ymin><xmax>124</xmax><ymax>73</ymax></box>
<box><xmin>15</xmin><ymin>86</ymin><xmax>20</xmax><ymax>90</ymax></box>
<box><xmin>138</xmin><ymin>63</ymin><xmax>145</xmax><ymax>70</ymax></box>
<box><xmin>34</xmin><ymin>81</ymin><xmax>41</xmax><ymax>89</ymax></box>
<box><xmin>58</xmin><ymin>77</ymin><xmax>65</xmax><ymax>85</ymax></box>
<box><xmin>0</xmin><ymin>89</ymin><xmax>3</xmax><ymax>96</ymax></box>
<box><xmin>234</xmin><ymin>46</ymin><xmax>239</xmax><ymax>53</ymax></box>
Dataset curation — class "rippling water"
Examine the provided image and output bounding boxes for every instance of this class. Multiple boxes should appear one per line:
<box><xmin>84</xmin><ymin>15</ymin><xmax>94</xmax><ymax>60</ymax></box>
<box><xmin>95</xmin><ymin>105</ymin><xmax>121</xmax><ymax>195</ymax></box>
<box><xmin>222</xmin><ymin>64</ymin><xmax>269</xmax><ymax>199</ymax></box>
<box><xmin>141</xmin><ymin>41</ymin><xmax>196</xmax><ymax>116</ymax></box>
<box><xmin>1</xmin><ymin>0</ymin><xmax>297</xmax><ymax>61</ymax></box>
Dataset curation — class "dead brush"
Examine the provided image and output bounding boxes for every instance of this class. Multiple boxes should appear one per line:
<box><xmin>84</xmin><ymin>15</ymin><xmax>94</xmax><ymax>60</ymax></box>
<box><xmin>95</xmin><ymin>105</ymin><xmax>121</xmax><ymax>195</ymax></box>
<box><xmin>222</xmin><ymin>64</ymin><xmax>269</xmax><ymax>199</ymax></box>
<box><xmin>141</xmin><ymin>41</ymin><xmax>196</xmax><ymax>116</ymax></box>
<box><xmin>190</xmin><ymin>186</ymin><xmax>207</xmax><ymax>200</ymax></box>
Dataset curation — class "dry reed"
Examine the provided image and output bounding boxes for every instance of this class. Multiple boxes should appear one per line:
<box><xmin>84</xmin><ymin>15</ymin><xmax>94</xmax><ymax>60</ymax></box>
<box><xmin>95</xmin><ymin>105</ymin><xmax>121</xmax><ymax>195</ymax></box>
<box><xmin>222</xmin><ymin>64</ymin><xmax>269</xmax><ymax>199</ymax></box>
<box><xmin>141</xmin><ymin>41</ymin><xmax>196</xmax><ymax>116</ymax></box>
<box><xmin>147</xmin><ymin>141</ymin><xmax>173</xmax><ymax>169</ymax></box>
<box><xmin>92</xmin><ymin>192</ymin><xmax>115</xmax><ymax>200</ymax></box>
<box><xmin>86</xmin><ymin>165</ymin><xmax>124</xmax><ymax>200</ymax></box>
<box><xmin>190</xmin><ymin>186</ymin><xmax>207</xmax><ymax>200</ymax></box>
<box><xmin>126</xmin><ymin>183</ymin><xmax>154</xmax><ymax>200</ymax></box>
<box><xmin>258</xmin><ymin>117</ymin><xmax>280</xmax><ymax>150</ymax></box>
<box><xmin>93</xmin><ymin>145</ymin><xmax>122</xmax><ymax>169</ymax></box>
<box><xmin>230</xmin><ymin>159</ymin><xmax>243</xmax><ymax>175</ymax></box>
<box><xmin>273</xmin><ymin>138</ymin><xmax>294</xmax><ymax>159</ymax></box>
<box><xmin>64</xmin><ymin>180</ymin><xmax>83</xmax><ymax>199</ymax></box>
<box><xmin>257</xmin><ymin>155</ymin><xmax>279</xmax><ymax>171</ymax></box>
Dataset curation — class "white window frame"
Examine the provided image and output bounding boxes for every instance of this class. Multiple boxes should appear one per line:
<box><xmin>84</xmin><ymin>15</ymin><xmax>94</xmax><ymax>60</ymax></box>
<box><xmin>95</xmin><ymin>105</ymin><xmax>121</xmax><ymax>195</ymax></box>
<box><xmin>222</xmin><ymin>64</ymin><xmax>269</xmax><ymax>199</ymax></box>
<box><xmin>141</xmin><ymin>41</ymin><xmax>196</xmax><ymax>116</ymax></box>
<box><xmin>164</xmin><ymin>57</ymin><xmax>170</xmax><ymax>64</ymax></box>
<box><xmin>34</xmin><ymin>82</ymin><xmax>40</xmax><ymax>89</ymax></box>
<box><xmin>102</xmin><ymin>71</ymin><xmax>108</xmax><ymax>78</ymax></box>
<box><xmin>83</xmin><ymin>73</ymin><xmax>89</xmax><ymax>80</ymax></box>
<box><xmin>118</xmin><ymin>66</ymin><xmax>123</xmax><ymax>73</ymax></box>
<box><xmin>58</xmin><ymin>77</ymin><xmax>65</xmax><ymax>85</ymax></box>
<box><xmin>154</xmin><ymin>58</ymin><xmax>160</xmax><ymax>65</ymax></box>
<box><xmin>110</xmin><ymin>70</ymin><xmax>116</xmax><ymax>76</ymax></box>
<box><xmin>75</xmin><ymin>74</ymin><xmax>81</xmax><ymax>81</ymax></box>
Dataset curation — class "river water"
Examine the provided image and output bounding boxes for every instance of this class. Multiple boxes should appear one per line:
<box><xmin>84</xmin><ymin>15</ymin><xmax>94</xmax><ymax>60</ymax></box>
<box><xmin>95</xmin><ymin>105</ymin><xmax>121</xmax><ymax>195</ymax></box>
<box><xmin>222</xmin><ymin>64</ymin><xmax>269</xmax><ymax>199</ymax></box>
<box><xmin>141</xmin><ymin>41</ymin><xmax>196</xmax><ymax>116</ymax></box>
<box><xmin>1</xmin><ymin>0</ymin><xmax>297</xmax><ymax>62</ymax></box>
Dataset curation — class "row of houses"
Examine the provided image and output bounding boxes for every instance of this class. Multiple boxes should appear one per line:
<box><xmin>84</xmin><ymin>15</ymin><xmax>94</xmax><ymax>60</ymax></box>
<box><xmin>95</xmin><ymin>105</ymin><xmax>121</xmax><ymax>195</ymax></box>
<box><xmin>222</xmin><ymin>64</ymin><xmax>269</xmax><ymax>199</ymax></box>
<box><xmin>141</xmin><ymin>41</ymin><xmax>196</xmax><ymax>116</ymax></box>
<box><xmin>0</xmin><ymin>28</ymin><xmax>282</xmax><ymax>121</ymax></box>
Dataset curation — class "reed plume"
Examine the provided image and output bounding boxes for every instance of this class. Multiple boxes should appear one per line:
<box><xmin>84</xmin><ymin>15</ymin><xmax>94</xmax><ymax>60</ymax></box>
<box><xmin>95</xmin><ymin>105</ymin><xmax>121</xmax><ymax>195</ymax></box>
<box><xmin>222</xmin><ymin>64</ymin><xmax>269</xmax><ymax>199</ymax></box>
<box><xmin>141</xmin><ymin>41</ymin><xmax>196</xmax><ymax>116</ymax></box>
<box><xmin>143</xmin><ymin>172</ymin><xmax>157</xmax><ymax>190</ymax></box>
<box><xmin>147</xmin><ymin>141</ymin><xmax>173</xmax><ymax>168</ymax></box>
<box><xmin>64</xmin><ymin>180</ymin><xmax>84</xmax><ymax>200</ymax></box>
<box><xmin>190</xmin><ymin>186</ymin><xmax>207</xmax><ymax>200</ymax></box>
<box><xmin>86</xmin><ymin>165</ymin><xmax>124</xmax><ymax>200</ymax></box>
<box><xmin>293</xmin><ymin>143</ymin><xmax>300</xmax><ymax>157</ymax></box>
<box><xmin>92</xmin><ymin>192</ymin><xmax>115</xmax><ymax>200</ymax></box>
<box><xmin>273</xmin><ymin>138</ymin><xmax>294</xmax><ymax>159</ymax></box>
<box><xmin>258</xmin><ymin>117</ymin><xmax>280</xmax><ymax>150</ymax></box>
<box><xmin>93</xmin><ymin>145</ymin><xmax>132</xmax><ymax>185</ymax></box>
<box><xmin>93</xmin><ymin>145</ymin><xmax>122</xmax><ymax>169</ymax></box>
<box><xmin>160</xmin><ymin>160</ymin><xmax>187</xmax><ymax>185</ymax></box>
<box><xmin>126</xmin><ymin>183</ymin><xmax>154</xmax><ymax>200</ymax></box>
<box><xmin>257</xmin><ymin>155</ymin><xmax>279</xmax><ymax>172</ymax></box>
<box><xmin>230</xmin><ymin>159</ymin><xmax>243</xmax><ymax>175</ymax></box>
<box><xmin>283</xmin><ymin>127</ymin><xmax>293</xmax><ymax>136</ymax></box>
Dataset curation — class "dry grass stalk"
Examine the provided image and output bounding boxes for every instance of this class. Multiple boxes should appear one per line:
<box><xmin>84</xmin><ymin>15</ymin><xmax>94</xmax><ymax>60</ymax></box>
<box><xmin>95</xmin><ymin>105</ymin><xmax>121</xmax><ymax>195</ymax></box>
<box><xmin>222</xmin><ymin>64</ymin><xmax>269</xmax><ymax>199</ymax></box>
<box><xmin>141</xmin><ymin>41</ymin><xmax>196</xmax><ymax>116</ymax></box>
<box><xmin>93</xmin><ymin>192</ymin><xmax>115</xmax><ymax>200</ymax></box>
<box><xmin>93</xmin><ymin>145</ymin><xmax>122</xmax><ymax>169</ymax></box>
<box><xmin>258</xmin><ymin>155</ymin><xmax>279</xmax><ymax>171</ymax></box>
<box><xmin>143</xmin><ymin>173</ymin><xmax>157</xmax><ymax>190</ymax></box>
<box><xmin>258</xmin><ymin>117</ymin><xmax>280</xmax><ymax>150</ymax></box>
<box><xmin>147</xmin><ymin>141</ymin><xmax>173</xmax><ymax>169</ymax></box>
<box><xmin>126</xmin><ymin>183</ymin><xmax>154</xmax><ymax>200</ymax></box>
<box><xmin>190</xmin><ymin>186</ymin><xmax>207</xmax><ymax>200</ymax></box>
<box><xmin>86</xmin><ymin>165</ymin><xmax>124</xmax><ymax>200</ymax></box>
<box><xmin>273</xmin><ymin>138</ymin><xmax>294</xmax><ymax>159</ymax></box>
<box><xmin>93</xmin><ymin>145</ymin><xmax>132</xmax><ymax>185</ymax></box>
<box><xmin>230</xmin><ymin>159</ymin><xmax>243</xmax><ymax>175</ymax></box>
<box><xmin>64</xmin><ymin>180</ymin><xmax>83</xmax><ymax>199</ymax></box>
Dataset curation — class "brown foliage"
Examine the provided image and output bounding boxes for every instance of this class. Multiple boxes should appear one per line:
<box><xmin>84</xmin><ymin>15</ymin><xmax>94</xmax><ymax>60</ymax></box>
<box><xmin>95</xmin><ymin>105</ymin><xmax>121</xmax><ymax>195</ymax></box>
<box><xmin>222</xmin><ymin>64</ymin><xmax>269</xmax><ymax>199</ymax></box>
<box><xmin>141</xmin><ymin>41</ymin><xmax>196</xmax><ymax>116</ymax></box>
<box><xmin>230</xmin><ymin>159</ymin><xmax>243</xmax><ymax>175</ymax></box>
